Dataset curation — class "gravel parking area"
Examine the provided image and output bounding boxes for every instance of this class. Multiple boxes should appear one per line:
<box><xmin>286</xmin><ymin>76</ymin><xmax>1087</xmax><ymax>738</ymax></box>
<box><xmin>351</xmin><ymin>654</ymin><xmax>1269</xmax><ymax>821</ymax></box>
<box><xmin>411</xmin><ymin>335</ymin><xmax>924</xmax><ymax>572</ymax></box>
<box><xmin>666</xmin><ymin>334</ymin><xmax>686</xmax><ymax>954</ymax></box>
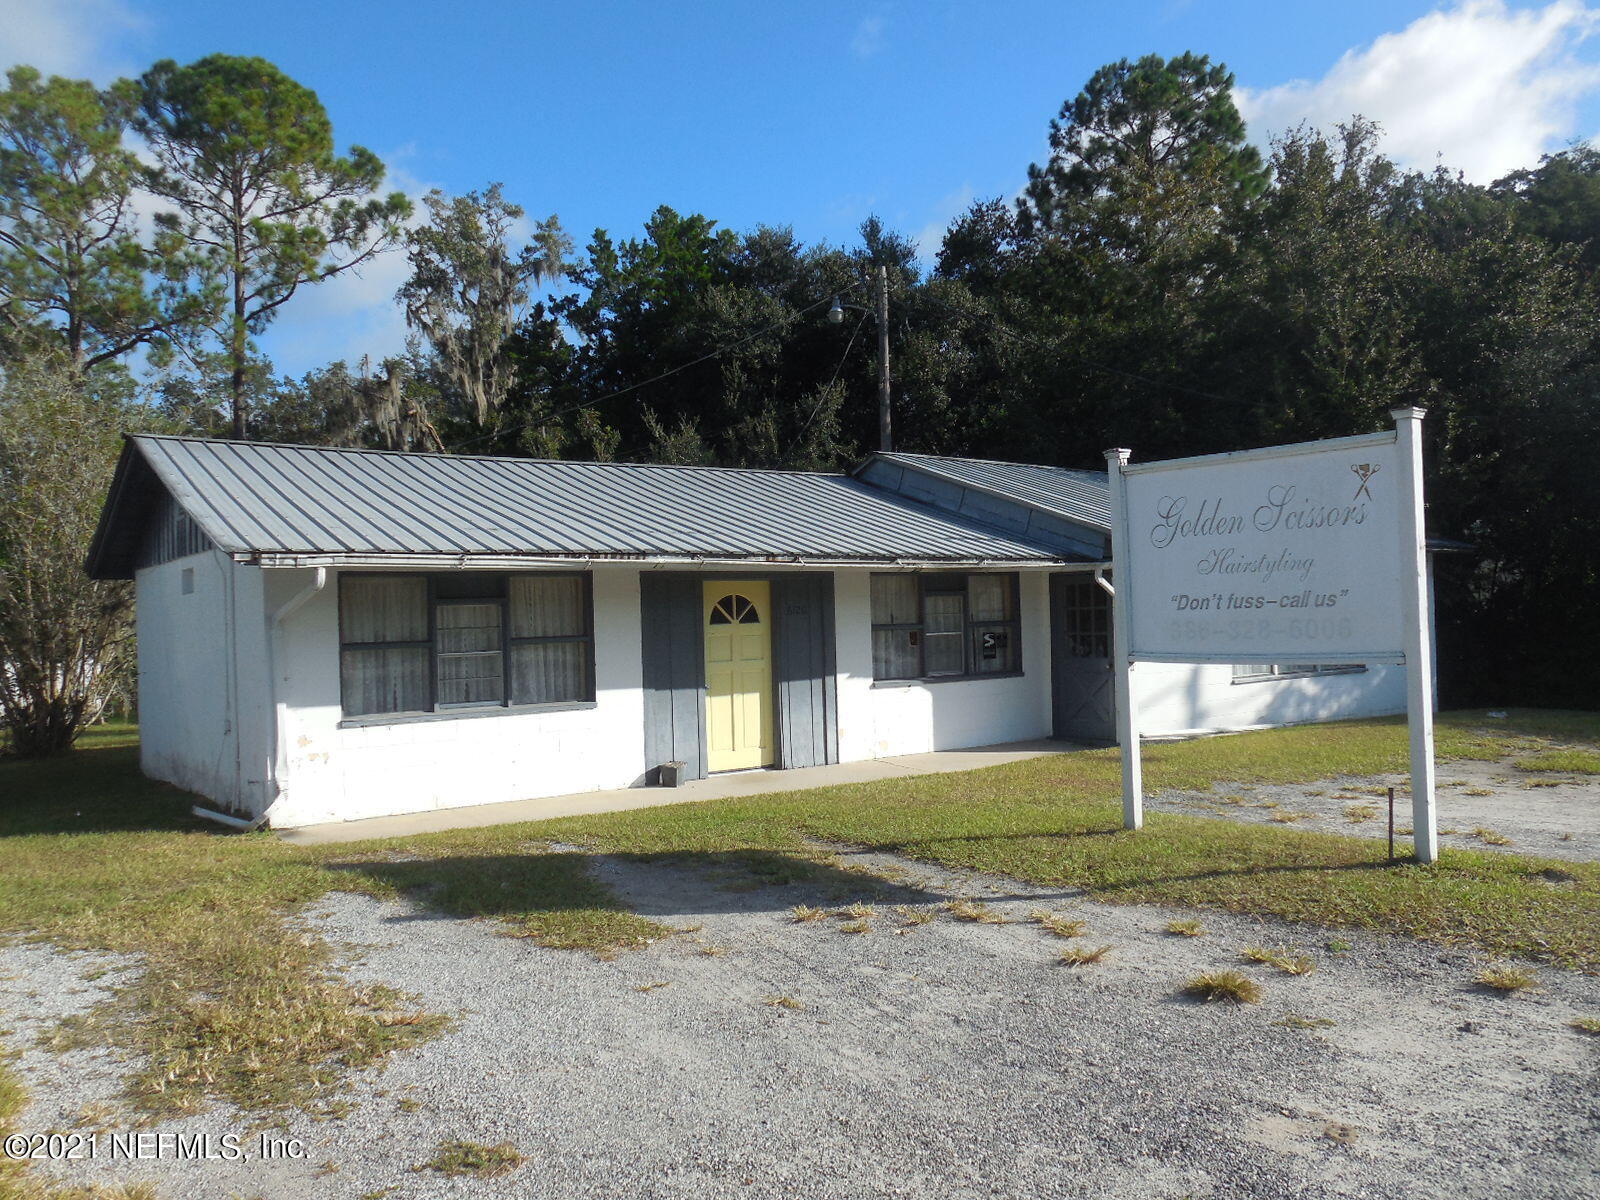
<box><xmin>4</xmin><ymin>850</ymin><xmax>1598</xmax><ymax>1200</ymax></box>
<box><xmin>1151</xmin><ymin>756</ymin><xmax>1600</xmax><ymax>862</ymax></box>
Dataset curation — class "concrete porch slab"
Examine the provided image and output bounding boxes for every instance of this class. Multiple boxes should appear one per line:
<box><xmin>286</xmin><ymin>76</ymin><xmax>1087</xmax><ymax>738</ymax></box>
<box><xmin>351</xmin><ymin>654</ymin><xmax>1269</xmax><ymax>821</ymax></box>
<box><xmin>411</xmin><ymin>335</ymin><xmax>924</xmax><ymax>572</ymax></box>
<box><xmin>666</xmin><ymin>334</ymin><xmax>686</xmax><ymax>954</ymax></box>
<box><xmin>274</xmin><ymin>739</ymin><xmax>1080</xmax><ymax>847</ymax></box>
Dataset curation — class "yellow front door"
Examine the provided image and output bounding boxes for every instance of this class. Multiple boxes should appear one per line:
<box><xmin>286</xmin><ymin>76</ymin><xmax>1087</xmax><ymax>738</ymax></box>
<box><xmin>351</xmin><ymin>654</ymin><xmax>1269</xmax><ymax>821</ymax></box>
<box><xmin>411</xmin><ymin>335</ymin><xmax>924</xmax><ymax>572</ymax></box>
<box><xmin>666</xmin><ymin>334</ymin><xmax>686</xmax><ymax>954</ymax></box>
<box><xmin>704</xmin><ymin>580</ymin><xmax>775</xmax><ymax>772</ymax></box>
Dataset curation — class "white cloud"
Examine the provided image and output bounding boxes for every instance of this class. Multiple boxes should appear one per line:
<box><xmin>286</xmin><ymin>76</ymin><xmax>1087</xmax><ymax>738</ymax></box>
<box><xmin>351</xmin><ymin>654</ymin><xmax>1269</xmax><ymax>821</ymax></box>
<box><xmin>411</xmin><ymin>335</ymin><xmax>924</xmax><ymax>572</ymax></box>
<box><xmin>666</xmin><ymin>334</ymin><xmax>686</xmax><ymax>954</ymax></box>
<box><xmin>1238</xmin><ymin>1</ymin><xmax>1600</xmax><ymax>181</ymax></box>
<box><xmin>0</xmin><ymin>0</ymin><xmax>147</xmax><ymax>81</ymax></box>
<box><xmin>852</xmin><ymin>14</ymin><xmax>886</xmax><ymax>59</ymax></box>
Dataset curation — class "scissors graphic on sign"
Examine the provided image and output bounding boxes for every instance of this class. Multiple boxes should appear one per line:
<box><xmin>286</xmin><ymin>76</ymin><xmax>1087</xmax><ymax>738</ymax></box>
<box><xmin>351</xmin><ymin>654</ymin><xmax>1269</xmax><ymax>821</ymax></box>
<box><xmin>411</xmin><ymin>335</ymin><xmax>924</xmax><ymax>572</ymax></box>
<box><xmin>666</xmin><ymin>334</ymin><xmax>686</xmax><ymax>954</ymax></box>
<box><xmin>1351</xmin><ymin>462</ymin><xmax>1379</xmax><ymax>501</ymax></box>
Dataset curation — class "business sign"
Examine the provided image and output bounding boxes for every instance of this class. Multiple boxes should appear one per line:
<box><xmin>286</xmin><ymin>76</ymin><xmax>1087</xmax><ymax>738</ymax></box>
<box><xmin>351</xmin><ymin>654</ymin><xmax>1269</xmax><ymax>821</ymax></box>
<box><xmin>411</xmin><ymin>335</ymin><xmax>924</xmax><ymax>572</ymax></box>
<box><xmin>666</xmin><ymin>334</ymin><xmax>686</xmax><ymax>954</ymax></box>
<box><xmin>1120</xmin><ymin>432</ymin><xmax>1404</xmax><ymax>664</ymax></box>
<box><xmin>1105</xmin><ymin>410</ymin><xmax>1439</xmax><ymax>862</ymax></box>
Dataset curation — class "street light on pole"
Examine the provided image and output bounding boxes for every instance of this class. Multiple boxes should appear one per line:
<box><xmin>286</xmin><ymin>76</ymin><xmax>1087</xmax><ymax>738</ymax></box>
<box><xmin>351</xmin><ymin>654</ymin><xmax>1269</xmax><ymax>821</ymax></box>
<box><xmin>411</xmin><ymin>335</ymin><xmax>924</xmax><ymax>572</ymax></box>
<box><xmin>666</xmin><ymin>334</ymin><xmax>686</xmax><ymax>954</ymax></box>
<box><xmin>828</xmin><ymin>263</ymin><xmax>892</xmax><ymax>453</ymax></box>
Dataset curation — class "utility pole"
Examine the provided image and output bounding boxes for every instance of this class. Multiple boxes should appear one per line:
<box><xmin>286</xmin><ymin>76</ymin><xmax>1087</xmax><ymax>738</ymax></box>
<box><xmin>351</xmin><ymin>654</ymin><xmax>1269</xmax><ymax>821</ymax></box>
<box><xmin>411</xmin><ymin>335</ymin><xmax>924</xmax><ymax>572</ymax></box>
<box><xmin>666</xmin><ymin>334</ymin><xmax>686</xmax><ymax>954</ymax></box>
<box><xmin>827</xmin><ymin>266</ymin><xmax>893</xmax><ymax>451</ymax></box>
<box><xmin>876</xmin><ymin>263</ymin><xmax>892</xmax><ymax>453</ymax></box>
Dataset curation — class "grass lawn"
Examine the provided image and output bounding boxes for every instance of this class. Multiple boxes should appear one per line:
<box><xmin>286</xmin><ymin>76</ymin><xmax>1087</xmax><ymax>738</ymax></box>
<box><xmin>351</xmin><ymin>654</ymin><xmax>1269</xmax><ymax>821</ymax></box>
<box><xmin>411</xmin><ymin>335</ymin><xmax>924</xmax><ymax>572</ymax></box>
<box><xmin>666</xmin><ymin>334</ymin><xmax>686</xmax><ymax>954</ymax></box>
<box><xmin>1</xmin><ymin>709</ymin><xmax>1598</xmax><ymax>1187</ymax></box>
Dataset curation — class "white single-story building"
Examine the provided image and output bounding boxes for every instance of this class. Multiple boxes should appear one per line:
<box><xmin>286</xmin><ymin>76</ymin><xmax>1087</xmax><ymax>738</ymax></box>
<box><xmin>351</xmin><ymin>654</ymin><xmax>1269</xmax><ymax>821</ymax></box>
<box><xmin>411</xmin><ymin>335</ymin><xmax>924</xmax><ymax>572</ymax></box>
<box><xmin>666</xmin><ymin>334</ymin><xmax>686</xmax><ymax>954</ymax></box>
<box><xmin>86</xmin><ymin>435</ymin><xmax>1434</xmax><ymax>829</ymax></box>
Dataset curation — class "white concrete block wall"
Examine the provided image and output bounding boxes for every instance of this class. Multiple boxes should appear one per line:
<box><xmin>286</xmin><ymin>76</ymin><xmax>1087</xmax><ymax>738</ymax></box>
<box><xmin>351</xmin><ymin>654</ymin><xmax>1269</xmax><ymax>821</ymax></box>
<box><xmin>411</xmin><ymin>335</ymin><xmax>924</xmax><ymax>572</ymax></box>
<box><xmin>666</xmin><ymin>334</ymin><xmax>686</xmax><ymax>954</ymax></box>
<box><xmin>135</xmin><ymin>550</ymin><xmax>271</xmax><ymax>813</ymax></box>
<box><xmin>834</xmin><ymin>569</ymin><xmax>1055</xmax><ymax>760</ymax></box>
<box><xmin>1136</xmin><ymin>661</ymin><xmax>1407</xmax><ymax>738</ymax></box>
<box><xmin>264</xmin><ymin>566</ymin><xmax>647</xmax><ymax>828</ymax></box>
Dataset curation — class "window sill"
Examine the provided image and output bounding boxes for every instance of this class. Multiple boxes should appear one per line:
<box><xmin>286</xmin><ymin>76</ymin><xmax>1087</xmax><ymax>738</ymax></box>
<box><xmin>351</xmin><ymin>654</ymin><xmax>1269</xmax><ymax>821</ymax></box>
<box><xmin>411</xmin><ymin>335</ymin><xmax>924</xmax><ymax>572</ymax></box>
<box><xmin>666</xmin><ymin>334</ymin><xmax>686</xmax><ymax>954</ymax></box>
<box><xmin>1231</xmin><ymin>667</ymin><xmax>1368</xmax><ymax>685</ymax></box>
<box><xmin>872</xmin><ymin>671</ymin><xmax>1025</xmax><ymax>689</ymax></box>
<box><xmin>338</xmin><ymin>700</ymin><xmax>598</xmax><ymax>729</ymax></box>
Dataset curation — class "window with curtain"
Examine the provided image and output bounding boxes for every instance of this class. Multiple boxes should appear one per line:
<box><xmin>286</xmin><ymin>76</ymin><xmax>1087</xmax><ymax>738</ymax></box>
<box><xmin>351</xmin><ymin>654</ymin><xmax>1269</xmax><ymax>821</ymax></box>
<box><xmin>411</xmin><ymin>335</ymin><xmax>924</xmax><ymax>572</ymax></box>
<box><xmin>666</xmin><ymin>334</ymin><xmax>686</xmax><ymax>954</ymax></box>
<box><xmin>338</xmin><ymin>572</ymin><xmax>594</xmax><ymax>718</ymax></box>
<box><xmin>869</xmin><ymin>573</ymin><xmax>1021</xmax><ymax>682</ymax></box>
<box><xmin>508</xmin><ymin>575</ymin><xmax>591</xmax><ymax>705</ymax></box>
<box><xmin>1231</xmin><ymin>663</ymin><xmax>1365</xmax><ymax>683</ymax></box>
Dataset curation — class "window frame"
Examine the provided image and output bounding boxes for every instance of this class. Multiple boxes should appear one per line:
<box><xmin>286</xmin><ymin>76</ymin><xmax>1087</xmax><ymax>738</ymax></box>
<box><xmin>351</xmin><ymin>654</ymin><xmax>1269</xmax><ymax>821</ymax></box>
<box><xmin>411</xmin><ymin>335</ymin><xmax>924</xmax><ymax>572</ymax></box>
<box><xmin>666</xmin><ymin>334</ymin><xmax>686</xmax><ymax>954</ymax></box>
<box><xmin>869</xmin><ymin>572</ymin><xmax>1023</xmax><ymax>685</ymax></box>
<box><xmin>338</xmin><ymin>570</ymin><xmax>596</xmax><ymax>724</ymax></box>
<box><xmin>1231</xmin><ymin>662</ymin><xmax>1367</xmax><ymax>684</ymax></box>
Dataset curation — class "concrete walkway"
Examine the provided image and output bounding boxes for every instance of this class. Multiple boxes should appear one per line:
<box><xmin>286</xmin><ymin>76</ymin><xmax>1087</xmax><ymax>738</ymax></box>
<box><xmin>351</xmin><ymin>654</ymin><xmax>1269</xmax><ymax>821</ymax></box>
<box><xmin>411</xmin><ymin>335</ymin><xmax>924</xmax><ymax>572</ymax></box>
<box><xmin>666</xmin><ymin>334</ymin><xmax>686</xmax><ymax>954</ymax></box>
<box><xmin>275</xmin><ymin>739</ymin><xmax>1078</xmax><ymax>846</ymax></box>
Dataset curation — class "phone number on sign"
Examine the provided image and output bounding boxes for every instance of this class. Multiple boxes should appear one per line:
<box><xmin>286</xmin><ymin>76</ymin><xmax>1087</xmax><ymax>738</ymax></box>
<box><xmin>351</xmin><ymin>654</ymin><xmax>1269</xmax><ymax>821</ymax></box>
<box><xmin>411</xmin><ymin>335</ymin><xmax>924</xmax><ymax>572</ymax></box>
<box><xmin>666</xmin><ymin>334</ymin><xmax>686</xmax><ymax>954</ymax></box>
<box><xmin>1165</xmin><ymin>616</ymin><xmax>1356</xmax><ymax>644</ymax></box>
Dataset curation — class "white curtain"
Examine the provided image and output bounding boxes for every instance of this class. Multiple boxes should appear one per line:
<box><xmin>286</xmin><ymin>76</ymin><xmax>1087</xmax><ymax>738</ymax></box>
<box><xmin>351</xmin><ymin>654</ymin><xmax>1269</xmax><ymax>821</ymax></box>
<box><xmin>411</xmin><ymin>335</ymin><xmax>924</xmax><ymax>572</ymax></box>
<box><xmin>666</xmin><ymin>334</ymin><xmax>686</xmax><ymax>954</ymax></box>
<box><xmin>870</xmin><ymin>574</ymin><xmax>918</xmax><ymax>625</ymax></box>
<box><xmin>510</xmin><ymin>642</ymin><xmax>587</xmax><ymax>704</ymax></box>
<box><xmin>340</xmin><ymin>576</ymin><xmax>429</xmax><ymax>715</ymax></box>
<box><xmin>508</xmin><ymin>575</ymin><xmax>588</xmax><ymax>703</ymax></box>
<box><xmin>510</xmin><ymin>575</ymin><xmax>584</xmax><ymax>637</ymax></box>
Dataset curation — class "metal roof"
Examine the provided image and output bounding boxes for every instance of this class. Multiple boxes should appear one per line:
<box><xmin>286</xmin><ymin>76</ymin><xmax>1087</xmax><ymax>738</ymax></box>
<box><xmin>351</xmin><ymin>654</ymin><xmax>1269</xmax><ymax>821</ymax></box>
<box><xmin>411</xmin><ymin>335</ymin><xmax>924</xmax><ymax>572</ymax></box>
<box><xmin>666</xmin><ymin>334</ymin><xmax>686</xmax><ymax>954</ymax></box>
<box><xmin>871</xmin><ymin>453</ymin><xmax>1112</xmax><ymax>530</ymax></box>
<box><xmin>86</xmin><ymin>435</ymin><xmax>1074</xmax><ymax>577</ymax></box>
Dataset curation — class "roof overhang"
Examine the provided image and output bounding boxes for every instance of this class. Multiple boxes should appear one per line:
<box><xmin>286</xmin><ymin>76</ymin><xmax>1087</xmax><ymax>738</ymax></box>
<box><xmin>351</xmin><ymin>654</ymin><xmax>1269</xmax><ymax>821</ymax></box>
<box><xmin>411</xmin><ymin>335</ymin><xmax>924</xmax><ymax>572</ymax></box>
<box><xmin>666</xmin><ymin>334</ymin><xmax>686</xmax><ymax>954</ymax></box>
<box><xmin>244</xmin><ymin>552</ymin><xmax>1076</xmax><ymax>571</ymax></box>
<box><xmin>85</xmin><ymin>437</ymin><xmax>161</xmax><ymax>580</ymax></box>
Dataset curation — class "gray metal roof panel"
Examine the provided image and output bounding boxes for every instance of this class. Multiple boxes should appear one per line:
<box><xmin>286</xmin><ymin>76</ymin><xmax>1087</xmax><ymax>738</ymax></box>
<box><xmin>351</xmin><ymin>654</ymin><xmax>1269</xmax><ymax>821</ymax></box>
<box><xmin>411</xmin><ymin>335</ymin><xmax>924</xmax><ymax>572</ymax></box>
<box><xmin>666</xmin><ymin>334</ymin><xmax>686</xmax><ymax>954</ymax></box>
<box><xmin>871</xmin><ymin>452</ymin><xmax>1112</xmax><ymax>531</ymax></box>
<box><xmin>100</xmin><ymin>436</ymin><xmax>1070</xmax><ymax>569</ymax></box>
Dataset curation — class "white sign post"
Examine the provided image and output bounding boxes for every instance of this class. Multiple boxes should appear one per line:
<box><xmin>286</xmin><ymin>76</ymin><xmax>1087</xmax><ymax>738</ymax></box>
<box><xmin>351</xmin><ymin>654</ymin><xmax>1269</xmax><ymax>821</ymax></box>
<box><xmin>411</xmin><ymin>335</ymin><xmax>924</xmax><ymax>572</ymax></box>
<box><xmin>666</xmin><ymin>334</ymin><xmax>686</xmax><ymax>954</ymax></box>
<box><xmin>1106</xmin><ymin>407</ymin><xmax>1437</xmax><ymax>862</ymax></box>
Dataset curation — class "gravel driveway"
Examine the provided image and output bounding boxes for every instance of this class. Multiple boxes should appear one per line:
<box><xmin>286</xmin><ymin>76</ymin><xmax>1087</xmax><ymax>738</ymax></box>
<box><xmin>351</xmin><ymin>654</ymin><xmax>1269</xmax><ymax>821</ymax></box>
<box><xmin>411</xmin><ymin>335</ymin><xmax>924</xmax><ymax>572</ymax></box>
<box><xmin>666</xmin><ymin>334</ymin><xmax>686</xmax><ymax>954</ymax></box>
<box><xmin>1151</xmin><ymin>756</ymin><xmax>1600</xmax><ymax>862</ymax></box>
<box><xmin>5</xmin><ymin>849</ymin><xmax>1598</xmax><ymax>1200</ymax></box>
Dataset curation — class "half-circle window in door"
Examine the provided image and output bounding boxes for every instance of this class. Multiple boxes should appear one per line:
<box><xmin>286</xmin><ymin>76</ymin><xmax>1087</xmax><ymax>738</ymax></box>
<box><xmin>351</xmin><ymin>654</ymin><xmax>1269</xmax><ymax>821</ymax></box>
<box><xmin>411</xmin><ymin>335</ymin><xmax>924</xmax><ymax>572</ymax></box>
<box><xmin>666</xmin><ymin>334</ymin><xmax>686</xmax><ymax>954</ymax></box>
<box><xmin>709</xmin><ymin>593</ymin><xmax>760</xmax><ymax>625</ymax></box>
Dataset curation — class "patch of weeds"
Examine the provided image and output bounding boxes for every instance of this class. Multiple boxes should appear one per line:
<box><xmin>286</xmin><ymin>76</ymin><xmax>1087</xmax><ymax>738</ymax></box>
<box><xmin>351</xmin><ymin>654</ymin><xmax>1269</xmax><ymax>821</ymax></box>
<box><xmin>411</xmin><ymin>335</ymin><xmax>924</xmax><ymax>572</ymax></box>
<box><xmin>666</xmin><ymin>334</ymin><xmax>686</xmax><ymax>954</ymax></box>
<box><xmin>1514</xmin><ymin>749</ymin><xmax>1600</xmax><ymax>775</ymax></box>
<box><xmin>312</xmin><ymin>1097</ymin><xmax>353</xmax><ymax>1121</ymax></box>
<box><xmin>1344</xmin><ymin>805</ymin><xmax>1377</xmax><ymax>823</ymax></box>
<box><xmin>1463</xmin><ymin>787</ymin><xmax>1493</xmax><ymax>797</ymax></box>
<box><xmin>893</xmin><ymin>905</ymin><xmax>934</xmax><ymax>926</ymax></box>
<box><xmin>837</xmin><ymin>902</ymin><xmax>875</xmax><ymax>921</ymax></box>
<box><xmin>48</xmin><ymin>951</ymin><xmax>449</xmax><ymax>1117</ymax></box>
<box><xmin>838</xmin><ymin>919</ymin><xmax>871</xmax><ymax>935</ymax></box>
<box><xmin>1029</xmin><ymin>910</ymin><xmax>1087</xmax><ymax>938</ymax></box>
<box><xmin>396</xmin><ymin>1096</ymin><xmax>422</xmax><ymax>1113</ymax></box>
<box><xmin>1472</xmin><ymin>827</ymin><xmax>1514</xmax><ymax>846</ymax></box>
<box><xmin>1276</xmin><ymin>1013</ymin><xmax>1336</xmax><ymax>1029</ymax></box>
<box><xmin>633</xmin><ymin>980</ymin><xmax>671</xmax><ymax>993</ymax></box>
<box><xmin>1182</xmin><ymin>970</ymin><xmax>1262</xmax><ymax>1004</ymax></box>
<box><xmin>1322</xmin><ymin>1122</ymin><xmax>1359</xmax><ymax>1147</ymax></box>
<box><xmin>1218</xmin><ymin>794</ymin><xmax>1249</xmax><ymax>806</ymax></box>
<box><xmin>943</xmin><ymin>899</ymin><xmax>1006</xmax><ymax>924</ymax></box>
<box><xmin>789</xmin><ymin>905</ymin><xmax>827</xmax><ymax>923</ymax></box>
<box><xmin>1571</xmin><ymin>1016</ymin><xmax>1600</xmax><ymax>1035</ymax></box>
<box><xmin>73</xmin><ymin>1101</ymin><xmax>118</xmax><ymax>1131</ymax></box>
<box><xmin>762</xmin><ymin>995</ymin><xmax>803</xmax><ymax>1010</ymax></box>
<box><xmin>1059</xmin><ymin>943</ymin><xmax>1112</xmax><ymax>966</ymax></box>
<box><xmin>1268</xmin><ymin>811</ymin><xmax>1316</xmax><ymax>824</ymax></box>
<box><xmin>676</xmin><ymin>923</ymin><xmax>703</xmax><ymax>934</ymax></box>
<box><xmin>1305</xmin><ymin>790</ymin><xmax>1327</xmax><ymax>798</ymax></box>
<box><xmin>414</xmin><ymin>1138</ymin><xmax>526</xmax><ymax>1179</ymax></box>
<box><xmin>1475</xmin><ymin>964</ymin><xmax>1539</xmax><ymax>993</ymax></box>
<box><xmin>1242</xmin><ymin>945</ymin><xmax>1316</xmax><ymax>975</ymax></box>
<box><xmin>697</xmin><ymin>944</ymin><xmax>728</xmax><ymax>957</ymax></box>
<box><xmin>1523</xmin><ymin>779</ymin><xmax>1562</xmax><ymax>789</ymax></box>
<box><xmin>1165</xmin><ymin>919</ymin><xmax>1206</xmax><ymax>937</ymax></box>
<box><xmin>1559</xmin><ymin>832</ymin><xmax>1575</xmax><ymax>841</ymax></box>
<box><xmin>1325</xmin><ymin>938</ymin><xmax>1353</xmax><ymax>953</ymax></box>
<box><xmin>361</xmin><ymin>1188</ymin><xmax>398</xmax><ymax>1200</ymax></box>
<box><xmin>315</xmin><ymin>1160</ymin><xmax>340</xmax><ymax>1177</ymax></box>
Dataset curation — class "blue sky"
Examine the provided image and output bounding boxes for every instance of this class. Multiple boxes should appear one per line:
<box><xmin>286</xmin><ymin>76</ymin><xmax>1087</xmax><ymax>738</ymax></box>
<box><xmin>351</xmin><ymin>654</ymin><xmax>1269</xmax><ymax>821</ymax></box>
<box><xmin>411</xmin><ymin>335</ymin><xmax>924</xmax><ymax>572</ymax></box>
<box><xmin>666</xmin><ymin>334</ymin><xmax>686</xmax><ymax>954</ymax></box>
<box><xmin>5</xmin><ymin>0</ymin><xmax>1600</xmax><ymax>376</ymax></box>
